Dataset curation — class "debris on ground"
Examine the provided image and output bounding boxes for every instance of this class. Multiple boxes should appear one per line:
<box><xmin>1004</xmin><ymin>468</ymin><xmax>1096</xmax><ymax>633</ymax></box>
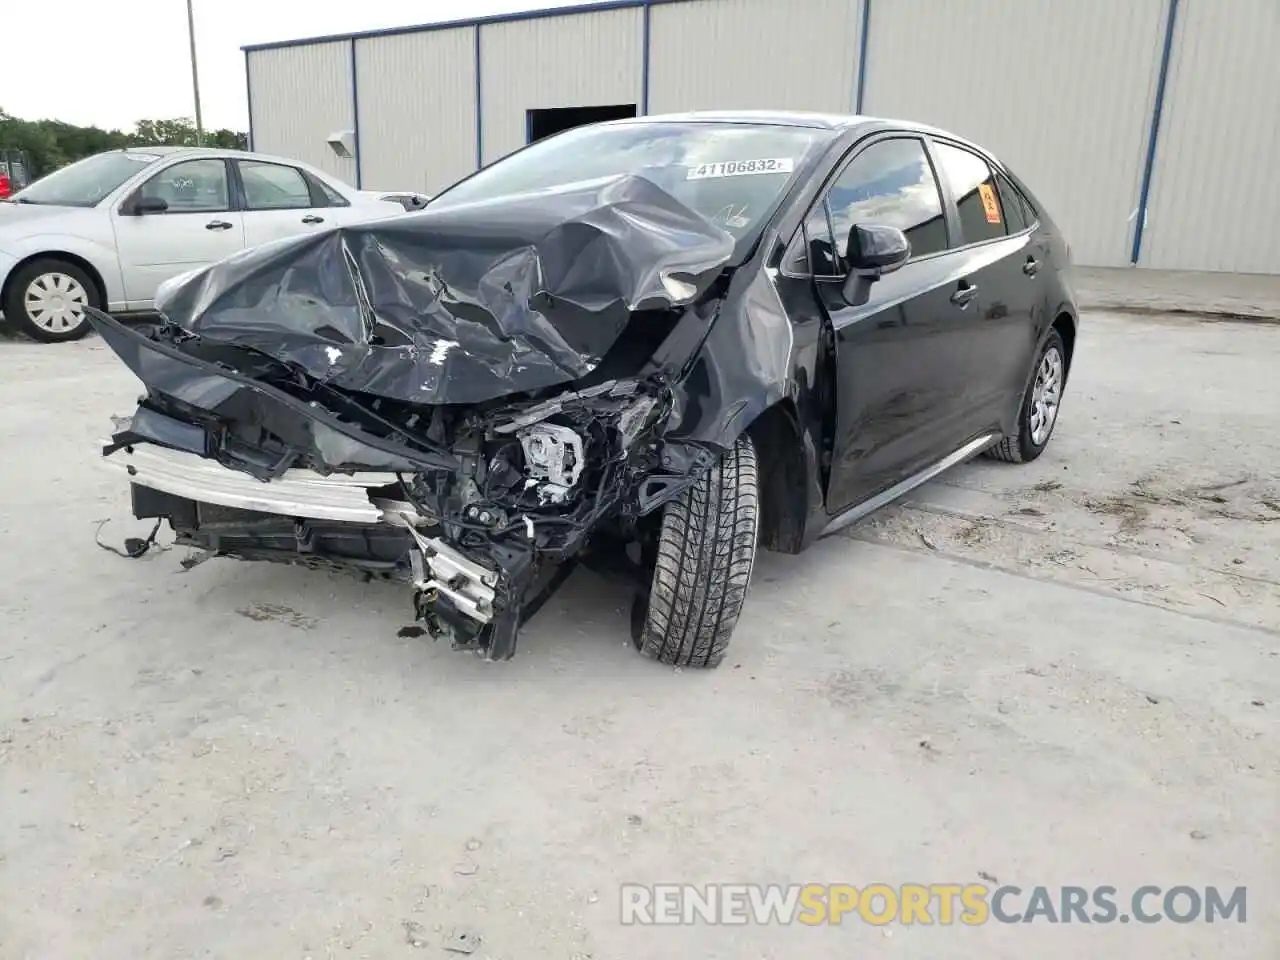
<box><xmin>93</xmin><ymin>517</ymin><xmax>163</xmax><ymax>559</ymax></box>
<box><xmin>402</xmin><ymin>920</ymin><xmax>428</xmax><ymax>948</ymax></box>
<box><xmin>178</xmin><ymin>552</ymin><xmax>213</xmax><ymax>572</ymax></box>
<box><xmin>443</xmin><ymin>927</ymin><xmax>482</xmax><ymax>954</ymax></box>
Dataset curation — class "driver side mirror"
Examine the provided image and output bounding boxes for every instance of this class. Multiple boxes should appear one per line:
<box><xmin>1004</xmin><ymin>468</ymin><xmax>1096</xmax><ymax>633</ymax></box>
<box><xmin>127</xmin><ymin>195</ymin><xmax>169</xmax><ymax>216</ymax></box>
<box><xmin>840</xmin><ymin>223</ymin><xmax>910</xmax><ymax>306</ymax></box>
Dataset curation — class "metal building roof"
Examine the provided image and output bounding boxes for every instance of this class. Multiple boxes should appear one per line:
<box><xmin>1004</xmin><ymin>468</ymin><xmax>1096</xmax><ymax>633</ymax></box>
<box><xmin>242</xmin><ymin>0</ymin><xmax>697</xmax><ymax>53</ymax></box>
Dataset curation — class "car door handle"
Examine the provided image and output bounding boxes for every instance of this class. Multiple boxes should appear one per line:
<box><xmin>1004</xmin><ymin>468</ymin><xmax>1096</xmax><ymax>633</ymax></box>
<box><xmin>1023</xmin><ymin>258</ymin><xmax>1040</xmax><ymax>277</ymax></box>
<box><xmin>205</xmin><ymin>220</ymin><xmax>233</xmax><ymax>231</ymax></box>
<box><xmin>301</xmin><ymin>215</ymin><xmax>325</xmax><ymax>224</ymax></box>
<box><xmin>950</xmin><ymin>283</ymin><xmax>979</xmax><ymax>308</ymax></box>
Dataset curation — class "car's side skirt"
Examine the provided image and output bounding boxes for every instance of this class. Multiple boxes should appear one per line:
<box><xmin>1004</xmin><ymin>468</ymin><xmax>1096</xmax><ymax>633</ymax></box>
<box><xmin>818</xmin><ymin>432</ymin><xmax>1001</xmax><ymax>539</ymax></box>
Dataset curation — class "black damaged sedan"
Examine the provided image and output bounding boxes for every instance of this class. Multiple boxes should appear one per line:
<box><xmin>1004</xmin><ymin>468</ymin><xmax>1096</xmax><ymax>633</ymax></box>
<box><xmin>92</xmin><ymin>111</ymin><xmax>1076</xmax><ymax>667</ymax></box>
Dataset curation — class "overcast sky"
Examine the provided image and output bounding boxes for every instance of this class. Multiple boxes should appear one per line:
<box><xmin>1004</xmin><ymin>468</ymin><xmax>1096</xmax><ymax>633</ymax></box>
<box><xmin>5</xmin><ymin>0</ymin><xmax>602</xmax><ymax>132</ymax></box>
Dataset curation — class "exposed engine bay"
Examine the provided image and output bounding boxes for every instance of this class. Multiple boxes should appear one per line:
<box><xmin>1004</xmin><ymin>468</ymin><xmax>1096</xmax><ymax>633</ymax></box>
<box><xmin>90</xmin><ymin>174</ymin><xmax>753</xmax><ymax>661</ymax></box>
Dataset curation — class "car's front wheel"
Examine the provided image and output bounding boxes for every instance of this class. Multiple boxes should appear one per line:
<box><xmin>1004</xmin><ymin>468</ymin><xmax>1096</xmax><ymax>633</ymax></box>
<box><xmin>634</xmin><ymin>435</ymin><xmax>759</xmax><ymax>668</ymax></box>
<box><xmin>985</xmin><ymin>328</ymin><xmax>1067</xmax><ymax>463</ymax></box>
<box><xmin>3</xmin><ymin>258</ymin><xmax>99</xmax><ymax>343</ymax></box>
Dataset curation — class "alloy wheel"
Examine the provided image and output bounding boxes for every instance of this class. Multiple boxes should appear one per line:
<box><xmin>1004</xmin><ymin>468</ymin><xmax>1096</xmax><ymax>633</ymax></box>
<box><xmin>1028</xmin><ymin>345</ymin><xmax>1063</xmax><ymax>445</ymax></box>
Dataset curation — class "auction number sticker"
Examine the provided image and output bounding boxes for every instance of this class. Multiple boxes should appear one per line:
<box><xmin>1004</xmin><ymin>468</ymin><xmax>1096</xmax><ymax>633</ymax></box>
<box><xmin>686</xmin><ymin>158</ymin><xmax>795</xmax><ymax>180</ymax></box>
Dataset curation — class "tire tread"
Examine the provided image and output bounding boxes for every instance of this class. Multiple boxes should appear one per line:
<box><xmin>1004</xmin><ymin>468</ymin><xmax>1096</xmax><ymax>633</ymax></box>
<box><xmin>639</xmin><ymin>436</ymin><xmax>759</xmax><ymax>668</ymax></box>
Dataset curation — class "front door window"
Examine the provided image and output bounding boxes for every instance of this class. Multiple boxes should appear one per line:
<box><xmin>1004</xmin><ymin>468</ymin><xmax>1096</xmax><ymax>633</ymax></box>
<box><xmin>138</xmin><ymin>159</ymin><xmax>230</xmax><ymax>213</ymax></box>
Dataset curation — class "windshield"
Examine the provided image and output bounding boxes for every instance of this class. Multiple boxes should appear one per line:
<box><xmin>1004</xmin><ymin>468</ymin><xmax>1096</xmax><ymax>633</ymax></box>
<box><xmin>431</xmin><ymin>121</ymin><xmax>828</xmax><ymax>249</ymax></box>
<box><xmin>12</xmin><ymin>151</ymin><xmax>162</xmax><ymax>207</ymax></box>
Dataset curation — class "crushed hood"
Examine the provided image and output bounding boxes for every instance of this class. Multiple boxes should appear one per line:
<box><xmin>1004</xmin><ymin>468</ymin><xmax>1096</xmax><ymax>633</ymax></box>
<box><xmin>153</xmin><ymin>174</ymin><xmax>735</xmax><ymax>406</ymax></box>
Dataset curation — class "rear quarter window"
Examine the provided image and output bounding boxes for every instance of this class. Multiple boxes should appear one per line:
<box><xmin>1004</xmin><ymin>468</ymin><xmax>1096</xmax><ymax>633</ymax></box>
<box><xmin>995</xmin><ymin>173</ymin><xmax>1029</xmax><ymax>232</ymax></box>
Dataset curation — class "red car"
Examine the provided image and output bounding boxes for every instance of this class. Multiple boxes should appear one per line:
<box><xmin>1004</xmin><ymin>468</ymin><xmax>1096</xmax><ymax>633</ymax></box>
<box><xmin>0</xmin><ymin>149</ymin><xmax>33</xmax><ymax>199</ymax></box>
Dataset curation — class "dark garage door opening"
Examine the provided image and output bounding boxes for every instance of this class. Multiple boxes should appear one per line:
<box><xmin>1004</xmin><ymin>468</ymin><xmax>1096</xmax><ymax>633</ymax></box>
<box><xmin>527</xmin><ymin>104</ymin><xmax>637</xmax><ymax>144</ymax></box>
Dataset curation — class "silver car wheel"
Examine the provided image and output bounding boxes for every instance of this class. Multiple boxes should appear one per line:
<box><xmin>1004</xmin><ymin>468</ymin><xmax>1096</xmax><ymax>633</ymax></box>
<box><xmin>25</xmin><ymin>271</ymin><xmax>89</xmax><ymax>333</ymax></box>
<box><xmin>1028</xmin><ymin>345</ymin><xmax>1063</xmax><ymax>446</ymax></box>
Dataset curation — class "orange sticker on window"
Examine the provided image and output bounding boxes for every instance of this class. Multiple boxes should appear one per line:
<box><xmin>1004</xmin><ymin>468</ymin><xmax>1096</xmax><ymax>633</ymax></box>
<box><xmin>978</xmin><ymin>182</ymin><xmax>1002</xmax><ymax>224</ymax></box>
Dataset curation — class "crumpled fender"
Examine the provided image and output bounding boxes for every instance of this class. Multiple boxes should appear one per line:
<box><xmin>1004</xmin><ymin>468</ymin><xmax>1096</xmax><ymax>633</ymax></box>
<box><xmin>634</xmin><ymin>267</ymin><xmax>801</xmax><ymax>514</ymax></box>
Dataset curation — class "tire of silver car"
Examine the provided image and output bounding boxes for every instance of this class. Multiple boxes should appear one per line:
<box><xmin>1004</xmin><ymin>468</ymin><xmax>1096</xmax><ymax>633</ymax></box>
<box><xmin>985</xmin><ymin>328</ymin><xmax>1067</xmax><ymax>463</ymax></box>
<box><xmin>635</xmin><ymin>434</ymin><xmax>759</xmax><ymax>669</ymax></box>
<box><xmin>3</xmin><ymin>257</ymin><xmax>100</xmax><ymax>343</ymax></box>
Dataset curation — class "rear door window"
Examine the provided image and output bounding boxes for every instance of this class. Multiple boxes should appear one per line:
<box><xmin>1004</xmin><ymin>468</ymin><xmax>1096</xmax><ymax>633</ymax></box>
<box><xmin>933</xmin><ymin>142</ymin><xmax>1007</xmax><ymax>245</ymax></box>
<box><xmin>237</xmin><ymin>161</ymin><xmax>314</xmax><ymax>210</ymax></box>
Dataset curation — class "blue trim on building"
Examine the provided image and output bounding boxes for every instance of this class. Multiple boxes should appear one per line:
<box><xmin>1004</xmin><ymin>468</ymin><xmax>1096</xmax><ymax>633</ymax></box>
<box><xmin>244</xmin><ymin>52</ymin><xmax>255</xmax><ymax>151</ymax></box>
<box><xmin>474</xmin><ymin>26</ymin><xmax>484</xmax><ymax>167</ymax></box>
<box><xmin>1130</xmin><ymin>0</ymin><xmax>1180</xmax><ymax>265</ymax></box>
<box><xmin>855</xmin><ymin>0</ymin><xmax>871</xmax><ymax>113</ymax></box>
<box><xmin>641</xmin><ymin>2</ymin><xmax>652</xmax><ymax>115</ymax></box>
<box><xmin>241</xmin><ymin>0</ymin><xmax>690</xmax><ymax>52</ymax></box>
<box><xmin>349</xmin><ymin>39</ymin><xmax>363</xmax><ymax>188</ymax></box>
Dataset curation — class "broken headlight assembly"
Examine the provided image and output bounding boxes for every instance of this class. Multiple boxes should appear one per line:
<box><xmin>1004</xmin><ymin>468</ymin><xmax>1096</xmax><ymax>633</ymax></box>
<box><xmin>471</xmin><ymin>377</ymin><xmax>667</xmax><ymax>520</ymax></box>
<box><xmin>517</xmin><ymin>422</ymin><xmax>585</xmax><ymax>505</ymax></box>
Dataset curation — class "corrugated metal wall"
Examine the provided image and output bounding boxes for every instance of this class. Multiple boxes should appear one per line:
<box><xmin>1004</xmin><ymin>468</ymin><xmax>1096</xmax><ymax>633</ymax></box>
<box><xmin>243</xmin><ymin>0</ymin><xmax>1278</xmax><ymax>274</ymax></box>
<box><xmin>354</xmin><ymin>28</ymin><xmax>477</xmax><ymax>195</ymax></box>
<box><xmin>1139</xmin><ymin>0</ymin><xmax>1280</xmax><ymax>274</ymax></box>
<box><xmin>860</xmin><ymin>0</ymin><xmax>1167</xmax><ymax>269</ymax></box>
<box><xmin>246</xmin><ymin>42</ymin><xmax>357</xmax><ymax>185</ymax></box>
<box><xmin>478</xmin><ymin>8</ymin><xmax>643</xmax><ymax>164</ymax></box>
<box><xmin>647</xmin><ymin>0</ymin><xmax>861</xmax><ymax>115</ymax></box>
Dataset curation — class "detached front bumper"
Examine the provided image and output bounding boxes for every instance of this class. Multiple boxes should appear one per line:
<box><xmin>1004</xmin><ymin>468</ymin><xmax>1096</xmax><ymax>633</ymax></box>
<box><xmin>106</xmin><ymin>427</ymin><xmax>523</xmax><ymax>659</ymax></box>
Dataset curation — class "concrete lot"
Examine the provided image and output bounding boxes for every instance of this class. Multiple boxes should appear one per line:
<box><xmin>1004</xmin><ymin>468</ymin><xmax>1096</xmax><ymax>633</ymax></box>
<box><xmin>1</xmin><ymin>312</ymin><xmax>1276</xmax><ymax>959</ymax></box>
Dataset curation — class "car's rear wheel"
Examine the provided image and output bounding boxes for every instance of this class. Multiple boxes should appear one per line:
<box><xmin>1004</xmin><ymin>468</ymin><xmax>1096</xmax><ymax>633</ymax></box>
<box><xmin>634</xmin><ymin>435</ymin><xmax>759</xmax><ymax>668</ymax></box>
<box><xmin>985</xmin><ymin>329</ymin><xmax>1066</xmax><ymax>463</ymax></box>
<box><xmin>3</xmin><ymin>258</ymin><xmax>99</xmax><ymax>343</ymax></box>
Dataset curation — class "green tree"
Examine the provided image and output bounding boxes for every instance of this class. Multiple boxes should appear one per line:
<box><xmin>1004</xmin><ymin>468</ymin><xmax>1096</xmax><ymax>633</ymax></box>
<box><xmin>1</xmin><ymin>108</ymin><xmax>249</xmax><ymax>177</ymax></box>
<box><xmin>208</xmin><ymin>129</ymin><xmax>249</xmax><ymax>150</ymax></box>
<box><xmin>133</xmin><ymin>117</ymin><xmax>199</xmax><ymax>146</ymax></box>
